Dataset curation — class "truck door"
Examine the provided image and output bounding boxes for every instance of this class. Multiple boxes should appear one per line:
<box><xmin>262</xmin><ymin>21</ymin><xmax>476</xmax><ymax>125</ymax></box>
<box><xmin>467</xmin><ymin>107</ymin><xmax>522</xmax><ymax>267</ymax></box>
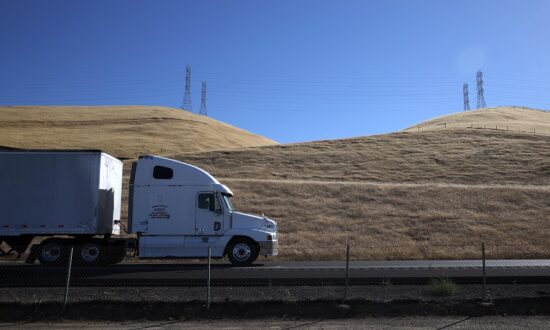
<box><xmin>195</xmin><ymin>192</ymin><xmax>223</xmax><ymax>235</ymax></box>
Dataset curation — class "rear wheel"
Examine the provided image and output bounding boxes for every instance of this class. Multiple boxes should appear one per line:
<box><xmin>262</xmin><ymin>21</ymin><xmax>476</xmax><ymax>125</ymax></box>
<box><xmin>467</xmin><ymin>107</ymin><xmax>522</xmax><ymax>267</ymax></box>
<box><xmin>37</xmin><ymin>240</ymin><xmax>68</xmax><ymax>266</ymax></box>
<box><xmin>227</xmin><ymin>239</ymin><xmax>259</xmax><ymax>267</ymax></box>
<box><xmin>77</xmin><ymin>240</ymin><xmax>103</xmax><ymax>266</ymax></box>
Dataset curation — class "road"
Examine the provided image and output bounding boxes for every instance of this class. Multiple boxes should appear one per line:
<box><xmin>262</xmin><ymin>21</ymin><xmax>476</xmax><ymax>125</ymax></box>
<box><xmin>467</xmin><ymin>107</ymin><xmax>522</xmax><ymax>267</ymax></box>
<box><xmin>1</xmin><ymin>259</ymin><xmax>550</xmax><ymax>287</ymax></box>
<box><xmin>3</xmin><ymin>316</ymin><xmax>550</xmax><ymax>329</ymax></box>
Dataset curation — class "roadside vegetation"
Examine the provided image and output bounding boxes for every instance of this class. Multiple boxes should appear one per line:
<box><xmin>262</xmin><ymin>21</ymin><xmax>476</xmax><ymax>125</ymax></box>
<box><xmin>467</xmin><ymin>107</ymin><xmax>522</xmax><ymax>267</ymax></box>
<box><xmin>429</xmin><ymin>278</ymin><xmax>460</xmax><ymax>296</ymax></box>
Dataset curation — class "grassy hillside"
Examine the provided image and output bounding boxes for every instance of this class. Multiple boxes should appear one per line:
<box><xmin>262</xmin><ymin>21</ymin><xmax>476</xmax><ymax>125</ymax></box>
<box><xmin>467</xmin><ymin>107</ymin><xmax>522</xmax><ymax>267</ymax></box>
<box><xmin>405</xmin><ymin>106</ymin><xmax>550</xmax><ymax>134</ymax></box>
<box><xmin>167</xmin><ymin>108</ymin><xmax>550</xmax><ymax>260</ymax></box>
<box><xmin>0</xmin><ymin>106</ymin><xmax>276</xmax><ymax>158</ymax></box>
<box><xmin>3</xmin><ymin>105</ymin><xmax>548</xmax><ymax>260</ymax></box>
<box><xmin>178</xmin><ymin>130</ymin><xmax>550</xmax><ymax>185</ymax></box>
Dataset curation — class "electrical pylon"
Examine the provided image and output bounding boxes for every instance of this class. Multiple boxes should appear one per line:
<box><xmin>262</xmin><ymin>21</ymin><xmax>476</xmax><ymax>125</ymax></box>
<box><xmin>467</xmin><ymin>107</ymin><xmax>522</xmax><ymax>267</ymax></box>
<box><xmin>200</xmin><ymin>81</ymin><xmax>207</xmax><ymax>116</ymax></box>
<box><xmin>463</xmin><ymin>83</ymin><xmax>470</xmax><ymax>111</ymax></box>
<box><xmin>181</xmin><ymin>65</ymin><xmax>192</xmax><ymax>111</ymax></box>
<box><xmin>476</xmin><ymin>70</ymin><xmax>486</xmax><ymax>109</ymax></box>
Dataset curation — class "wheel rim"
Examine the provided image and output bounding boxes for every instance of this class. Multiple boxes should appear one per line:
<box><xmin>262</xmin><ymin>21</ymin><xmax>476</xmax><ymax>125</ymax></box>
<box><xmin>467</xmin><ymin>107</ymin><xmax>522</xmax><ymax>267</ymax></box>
<box><xmin>41</xmin><ymin>243</ymin><xmax>61</xmax><ymax>262</ymax></box>
<box><xmin>80</xmin><ymin>243</ymin><xmax>100</xmax><ymax>263</ymax></box>
<box><xmin>232</xmin><ymin>243</ymin><xmax>251</xmax><ymax>262</ymax></box>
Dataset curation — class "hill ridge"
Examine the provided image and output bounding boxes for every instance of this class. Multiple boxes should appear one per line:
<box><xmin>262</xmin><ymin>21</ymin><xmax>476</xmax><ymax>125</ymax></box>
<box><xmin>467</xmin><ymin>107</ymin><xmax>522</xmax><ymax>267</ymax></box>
<box><xmin>405</xmin><ymin>106</ymin><xmax>550</xmax><ymax>134</ymax></box>
<box><xmin>0</xmin><ymin>105</ymin><xmax>276</xmax><ymax>158</ymax></box>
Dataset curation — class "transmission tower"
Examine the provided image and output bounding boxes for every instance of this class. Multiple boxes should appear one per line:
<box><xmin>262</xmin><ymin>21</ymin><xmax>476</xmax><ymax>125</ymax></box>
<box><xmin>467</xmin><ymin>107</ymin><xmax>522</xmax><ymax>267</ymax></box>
<box><xmin>463</xmin><ymin>83</ymin><xmax>470</xmax><ymax>111</ymax></box>
<box><xmin>200</xmin><ymin>81</ymin><xmax>207</xmax><ymax>116</ymax></box>
<box><xmin>181</xmin><ymin>65</ymin><xmax>192</xmax><ymax>111</ymax></box>
<box><xmin>476</xmin><ymin>70</ymin><xmax>486</xmax><ymax>109</ymax></box>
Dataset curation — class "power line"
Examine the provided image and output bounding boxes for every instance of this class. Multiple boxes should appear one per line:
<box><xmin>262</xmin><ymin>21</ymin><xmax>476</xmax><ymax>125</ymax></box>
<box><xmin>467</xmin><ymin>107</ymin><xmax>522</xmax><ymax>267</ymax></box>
<box><xmin>5</xmin><ymin>68</ymin><xmax>550</xmax><ymax>85</ymax></box>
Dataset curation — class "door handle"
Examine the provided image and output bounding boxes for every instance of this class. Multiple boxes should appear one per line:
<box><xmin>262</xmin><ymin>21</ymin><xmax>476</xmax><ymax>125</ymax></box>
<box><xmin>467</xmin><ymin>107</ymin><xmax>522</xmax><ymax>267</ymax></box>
<box><xmin>214</xmin><ymin>222</ymin><xmax>221</xmax><ymax>231</ymax></box>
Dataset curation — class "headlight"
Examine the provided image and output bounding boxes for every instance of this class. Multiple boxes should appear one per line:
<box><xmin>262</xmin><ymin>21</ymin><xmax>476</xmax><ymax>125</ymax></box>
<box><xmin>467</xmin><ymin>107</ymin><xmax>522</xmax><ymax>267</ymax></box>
<box><xmin>260</xmin><ymin>219</ymin><xmax>276</xmax><ymax>233</ymax></box>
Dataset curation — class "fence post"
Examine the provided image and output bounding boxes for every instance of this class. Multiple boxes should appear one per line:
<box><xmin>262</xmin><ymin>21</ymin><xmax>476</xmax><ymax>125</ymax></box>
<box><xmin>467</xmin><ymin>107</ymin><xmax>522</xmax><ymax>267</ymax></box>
<box><xmin>207</xmin><ymin>245</ymin><xmax>211</xmax><ymax>309</ymax></box>
<box><xmin>342</xmin><ymin>243</ymin><xmax>350</xmax><ymax>302</ymax></box>
<box><xmin>481</xmin><ymin>242</ymin><xmax>488</xmax><ymax>303</ymax></box>
<box><xmin>63</xmin><ymin>246</ymin><xmax>74</xmax><ymax>310</ymax></box>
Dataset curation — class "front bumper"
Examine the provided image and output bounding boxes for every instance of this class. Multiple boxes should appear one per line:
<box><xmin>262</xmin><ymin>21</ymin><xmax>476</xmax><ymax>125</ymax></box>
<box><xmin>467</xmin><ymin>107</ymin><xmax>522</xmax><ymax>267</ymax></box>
<box><xmin>259</xmin><ymin>240</ymin><xmax>278</xmax><ymax>256</ymax></box>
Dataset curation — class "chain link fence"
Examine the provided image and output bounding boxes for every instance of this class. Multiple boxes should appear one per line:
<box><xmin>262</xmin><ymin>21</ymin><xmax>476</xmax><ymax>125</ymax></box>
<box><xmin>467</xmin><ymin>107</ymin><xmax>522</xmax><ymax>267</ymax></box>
<box><xmin>1</xmin><ymin>241</ymin><xmax>550</xmax><ymax>311</ymax></box>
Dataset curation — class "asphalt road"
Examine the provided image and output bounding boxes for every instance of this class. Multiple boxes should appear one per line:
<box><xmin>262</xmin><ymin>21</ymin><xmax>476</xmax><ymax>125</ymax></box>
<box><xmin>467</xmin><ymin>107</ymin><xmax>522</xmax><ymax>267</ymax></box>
<box><xmin>1</xmin><ymin>259</ymin><xmax>550</xmax><ymax>287</ymax></box>
<box><xmin>4</xmin><ymin>317</ymin><xmax>550</xmax><ymax>329</ymax></box>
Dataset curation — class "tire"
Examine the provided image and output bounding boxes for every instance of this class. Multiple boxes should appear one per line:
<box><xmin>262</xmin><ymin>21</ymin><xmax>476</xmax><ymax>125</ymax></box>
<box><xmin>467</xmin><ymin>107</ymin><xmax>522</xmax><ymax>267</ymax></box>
<box><xmin>227</xmin><ymin>239</ymin><xmax>259</xmax><ymax>267</ymax></box>
<box><xmin>37</xmin><ymin>240</ymin><xmax>68</xmax><ymax>266</ymax></box>
<box><xmin>76</xmin><ymin>240</ymin><xmax>104</xmax><ymax>266</ymax></box>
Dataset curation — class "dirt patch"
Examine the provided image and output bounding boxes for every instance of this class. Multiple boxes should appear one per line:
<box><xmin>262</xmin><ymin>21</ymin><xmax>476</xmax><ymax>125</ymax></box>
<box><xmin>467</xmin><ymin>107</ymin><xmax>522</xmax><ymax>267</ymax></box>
<box><xmin>1</xmin><ymin>297</ymin><xmax>550</xmax><ymax>322</ymax></box>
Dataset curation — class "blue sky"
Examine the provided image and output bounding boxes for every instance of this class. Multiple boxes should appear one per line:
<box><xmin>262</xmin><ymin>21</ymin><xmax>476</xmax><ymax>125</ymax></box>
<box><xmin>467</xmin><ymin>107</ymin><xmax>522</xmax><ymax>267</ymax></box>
<box><xmin>1</xmin><ymin>0</ymin><xmax>549</xmax><ymax>143</ymax></box>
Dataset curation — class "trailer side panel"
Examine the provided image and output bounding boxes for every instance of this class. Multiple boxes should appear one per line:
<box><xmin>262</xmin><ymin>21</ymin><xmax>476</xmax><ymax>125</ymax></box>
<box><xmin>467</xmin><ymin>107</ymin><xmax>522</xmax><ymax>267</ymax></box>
<box><xmin>0</xmin><ymin>151</ymin><xmax>122</xmax><ymax>237</ymax></box>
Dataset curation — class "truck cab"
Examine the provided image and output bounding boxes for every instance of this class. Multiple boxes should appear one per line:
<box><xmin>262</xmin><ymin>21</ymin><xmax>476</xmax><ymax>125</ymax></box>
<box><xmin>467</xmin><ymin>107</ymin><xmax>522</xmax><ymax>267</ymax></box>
<box><xmin>128</xmin><ymin>155</ymin><xmax>277</xmax><ymax>266</ymax></box>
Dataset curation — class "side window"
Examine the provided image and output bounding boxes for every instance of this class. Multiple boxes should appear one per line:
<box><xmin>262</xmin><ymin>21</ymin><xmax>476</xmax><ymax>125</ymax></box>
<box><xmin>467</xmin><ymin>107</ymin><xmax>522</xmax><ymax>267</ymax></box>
<box><xmin>198</xmin><ymin>193</ymin><xmax>222</xmax><ymax>212</ymax></box>
<box><xmin>153</xmin><ymin>166</ymin><xmax>173</xmax><ymax>180</ymax></box>
<box><xmin>198</xmin><ymin>193</ymin><xmax>215</xmax><ymax>211</ymax></box>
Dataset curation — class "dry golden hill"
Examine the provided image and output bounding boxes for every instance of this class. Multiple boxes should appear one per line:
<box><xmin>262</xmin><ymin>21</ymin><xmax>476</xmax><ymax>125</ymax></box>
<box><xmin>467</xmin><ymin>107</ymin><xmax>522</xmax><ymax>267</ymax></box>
<box><xmin>5</xmin><ymin>105</ymin><xmax>546</xmax><ymax>260</ymax></box>
<box><xmin>164</xmin><ymin>113</ymin><xmax>550</xmax><ymax>260</ymax></box>
<box><xmin>177</xmin><ymin>129</ymin><xmax>550</xmax><ymax>185</ymax></box>
<box><xmin>405</xmin><ymin>106</ymin><xmax>550</xmax><ymax>134</ymax></box>
<box><xmin>0</xmin><ymin>106</ymin><xmax>276</xmax><ymax>158</ymax></box>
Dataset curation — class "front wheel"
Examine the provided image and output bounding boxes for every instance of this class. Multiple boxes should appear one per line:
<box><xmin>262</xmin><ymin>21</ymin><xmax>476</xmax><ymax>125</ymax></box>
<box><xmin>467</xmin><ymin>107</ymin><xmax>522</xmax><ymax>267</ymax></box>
<box><xmin>227</xmin><ymin>239</ymin><xmax>259</xmax><ymax>267</ymax></box>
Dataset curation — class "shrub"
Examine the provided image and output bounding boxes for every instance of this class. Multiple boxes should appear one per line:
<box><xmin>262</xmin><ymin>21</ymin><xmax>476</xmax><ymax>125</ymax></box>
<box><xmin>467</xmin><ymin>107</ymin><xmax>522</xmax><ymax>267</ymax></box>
<box><xmin>430</xmin><ymin>278</ymin><xmax>460</xmax><ymax>296</ymax></box>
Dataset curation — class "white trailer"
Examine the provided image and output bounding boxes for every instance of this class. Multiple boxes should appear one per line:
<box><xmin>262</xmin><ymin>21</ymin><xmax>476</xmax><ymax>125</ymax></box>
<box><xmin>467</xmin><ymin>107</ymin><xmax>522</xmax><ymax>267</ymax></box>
<box><xmin>0</xmin><ymin>151</ymin><xmax>277</xmax><ymax>266</ymax></box>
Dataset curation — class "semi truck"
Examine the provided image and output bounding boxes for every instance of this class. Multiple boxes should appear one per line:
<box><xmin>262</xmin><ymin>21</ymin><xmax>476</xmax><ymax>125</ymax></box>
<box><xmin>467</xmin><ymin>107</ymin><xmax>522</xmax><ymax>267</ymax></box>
<box><xmin>0</xmin><ymin>150</ymin><xmax>278</xmax><ymax>266</ymax></box>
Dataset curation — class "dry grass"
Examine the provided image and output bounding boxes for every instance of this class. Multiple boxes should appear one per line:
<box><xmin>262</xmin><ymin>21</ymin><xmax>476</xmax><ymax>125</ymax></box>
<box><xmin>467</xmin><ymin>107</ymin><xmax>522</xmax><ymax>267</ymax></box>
<box><xmin>0</xmin><ymin>106</ymin><xmax>276</xmax><ymax>158</ymax></box>
<box><xmin>177</xmin><ymin>129</ymin><xmax>550</xmax><ymax>185</ymax></box>
<box><xmin>4</xmin><ymin>105</ymin><xmax>550</xmax><ymax>260</ymax></box>
<box><xmin>404</xmin><ymin>106</ymin><xmax>550</xmax><ymax>134</ymax></box>
<box><xmin>226</xmin><ymin>180</ymin><xmax>550</xmax><ymax>260</ymax></box>
<box><xmin>169</xmin><ymin>116</ymin><xmax>550</xmax><ymax>260</ymax></box>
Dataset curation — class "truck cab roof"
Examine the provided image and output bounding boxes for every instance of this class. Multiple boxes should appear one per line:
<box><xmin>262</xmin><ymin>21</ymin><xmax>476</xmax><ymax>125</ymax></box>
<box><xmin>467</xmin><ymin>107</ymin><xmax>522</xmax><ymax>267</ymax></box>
<box><xmin>132</xmin><ymin>155</ymin><xmax>233</xmax><ymax>195</ymax></box>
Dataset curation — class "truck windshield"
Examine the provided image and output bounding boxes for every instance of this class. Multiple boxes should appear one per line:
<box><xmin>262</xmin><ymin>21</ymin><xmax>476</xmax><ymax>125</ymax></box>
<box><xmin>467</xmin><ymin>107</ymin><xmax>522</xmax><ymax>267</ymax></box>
<box><xmin>222</xmin><ymin>193</ymin><xmax>235</xmax><ymax>211</ymax></box>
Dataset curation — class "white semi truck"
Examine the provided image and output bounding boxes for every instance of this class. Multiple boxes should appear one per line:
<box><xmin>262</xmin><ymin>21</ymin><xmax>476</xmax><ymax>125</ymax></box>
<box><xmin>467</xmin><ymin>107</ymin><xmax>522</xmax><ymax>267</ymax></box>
<box><xmin>0</xmin><ymin>150</ymin><xmax>277</xmax><ymax>266</ymax></box>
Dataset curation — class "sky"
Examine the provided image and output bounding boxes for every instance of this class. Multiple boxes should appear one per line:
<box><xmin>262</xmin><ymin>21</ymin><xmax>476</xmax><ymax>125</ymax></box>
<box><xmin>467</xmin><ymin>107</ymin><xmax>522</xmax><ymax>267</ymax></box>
<box><xmin>1</xmin><ymin>0</ymin><xmax>550</xmax><ymax>143</ymax></box>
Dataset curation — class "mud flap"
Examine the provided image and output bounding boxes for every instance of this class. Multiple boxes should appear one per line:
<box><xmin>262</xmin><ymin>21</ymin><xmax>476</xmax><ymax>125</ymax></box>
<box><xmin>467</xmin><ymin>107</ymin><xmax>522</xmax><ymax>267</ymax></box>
<box><xmin>25</xmin><ymin>245</ymin><xmax>40</xmax><ymax>264</ymax></box>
